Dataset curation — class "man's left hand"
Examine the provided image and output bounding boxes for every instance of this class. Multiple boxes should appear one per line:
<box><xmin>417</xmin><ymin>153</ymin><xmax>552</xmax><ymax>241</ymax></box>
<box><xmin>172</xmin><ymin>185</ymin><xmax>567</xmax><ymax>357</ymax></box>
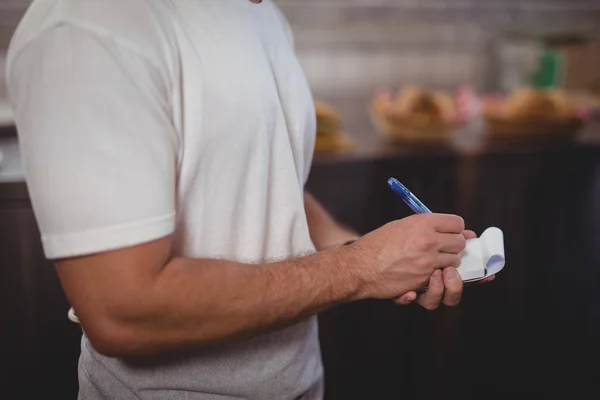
<box><xmin>393</xmin><ymin>230</ymin><xmax>495</xmax><ymax>310</ymax></box>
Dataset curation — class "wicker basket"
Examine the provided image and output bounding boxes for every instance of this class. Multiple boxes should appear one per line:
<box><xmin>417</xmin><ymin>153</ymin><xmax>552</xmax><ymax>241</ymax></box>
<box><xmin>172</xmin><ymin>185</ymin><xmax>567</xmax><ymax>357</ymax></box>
<box><xmin>369</xmin><ymin>106</ymin><xmax>460</xmax><ymax>145</ymax></box>
<box><xmin>314</xmin><ymin>131</ymin><xmax>356</xmax><ymax>152</ymax></box>
<box><xmin>484</xmin><ymin>115</ymin><xmax>583</xmax><ymax>142</ymax></box>
<box><xmin>481</xmin><ymin>93</ymin><xmax>586</xmax><ymax>142</ymax></box>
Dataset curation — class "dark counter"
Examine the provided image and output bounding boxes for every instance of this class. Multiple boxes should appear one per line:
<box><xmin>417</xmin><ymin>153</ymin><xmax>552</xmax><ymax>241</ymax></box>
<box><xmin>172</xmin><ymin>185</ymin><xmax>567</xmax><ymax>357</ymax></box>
<box><xmin>0</xmin><ymin>124</ymin><xmax>16</xmax><ymax>139</ymax></box>
<box><xmin>307</xmin><ymin>131</ymin><xmax>600</xmax><ymax>398</ymax></box>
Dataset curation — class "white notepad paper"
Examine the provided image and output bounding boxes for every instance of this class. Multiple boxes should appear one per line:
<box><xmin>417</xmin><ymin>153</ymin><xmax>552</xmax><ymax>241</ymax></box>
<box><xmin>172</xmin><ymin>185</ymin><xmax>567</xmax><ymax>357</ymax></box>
<box><xmin>457</xmin><ymin>227</ymin><xmax>506</xmax><ymax>282</ymax></box>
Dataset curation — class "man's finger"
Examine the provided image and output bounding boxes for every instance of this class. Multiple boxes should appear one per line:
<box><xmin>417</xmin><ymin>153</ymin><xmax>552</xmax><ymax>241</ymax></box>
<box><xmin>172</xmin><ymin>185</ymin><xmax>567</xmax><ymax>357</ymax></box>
<box><xmin>433</xmin><ymin>214</ymin><xmax>465</xmax><ymax>234</ymax></box>
<box><xmin>433</xmin><ymin>253</ymin><xmax>461</xmax><ymax>269</ymax></box>
<box><xmin>477</xmin><ymin>275</ymin><xmax>495</xmax><ymax>284</ymax></box>
<box><xmin>437</xmin><ymin>233</ymin><xmax>467</xmax><ymax>254</ymax></box>
<box><xmin>464</xmin><ymin>274</ymin><xmax>496</xmax><ymax>287</ymax></box>
<box><xmin>394</xmin><ymin>291</ymin><xmax>417</xmax><ymax>306</ymax></box>
<box><xmin>442</xmin><ymin>267</ymin><xmax>463</xmax><ymax>306</ymax></box>
<box><xmin>416</xmin><ymin>270</ymin><xmax>444</xmax><ymax>310</ymax></box>
<box><xmin>462</xmin><ymin>230</ymin><xmax>477</xmax><ymax>240</ymax></box>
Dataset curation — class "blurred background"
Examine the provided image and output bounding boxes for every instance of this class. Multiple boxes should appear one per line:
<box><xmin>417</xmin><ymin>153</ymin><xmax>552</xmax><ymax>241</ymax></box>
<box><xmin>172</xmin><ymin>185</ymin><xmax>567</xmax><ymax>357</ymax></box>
<box><xmin>285</xmin><ymin>0</ymin><xmax>599</xmax><ymax>93</ymax></box>
<box><xmin>1</xmin><ymin>0</ymin><xmax>600</xmax><ymax>399</ymax></box>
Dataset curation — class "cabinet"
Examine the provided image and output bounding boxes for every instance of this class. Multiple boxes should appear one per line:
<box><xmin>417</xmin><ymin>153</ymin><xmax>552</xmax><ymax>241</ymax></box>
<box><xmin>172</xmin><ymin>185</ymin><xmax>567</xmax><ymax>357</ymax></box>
<box><xmin>0</xmin><ymin>183</ymin><xmax>80</xmax><ymax>399</ymax></box>
<box><xmin>310</xmin><ymin>146</ymin><xmax>600</xmax><ymax>399</ymax></box>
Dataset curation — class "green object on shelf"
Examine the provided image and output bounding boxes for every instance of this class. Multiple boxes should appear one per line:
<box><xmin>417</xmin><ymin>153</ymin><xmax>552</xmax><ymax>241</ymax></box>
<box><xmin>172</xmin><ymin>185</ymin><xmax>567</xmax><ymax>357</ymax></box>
<box><xmin>531</xmin><ymin>49</ymin><xmax>563</xmax><ymax>88</ymax></box>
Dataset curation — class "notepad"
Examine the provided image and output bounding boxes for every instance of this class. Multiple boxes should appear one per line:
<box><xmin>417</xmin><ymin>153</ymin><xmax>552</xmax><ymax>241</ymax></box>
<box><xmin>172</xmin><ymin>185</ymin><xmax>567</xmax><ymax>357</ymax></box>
<box><xmin>457</xmin><ymin>227</ymin><xmax>506</xmax><ymax>282</ymax></box>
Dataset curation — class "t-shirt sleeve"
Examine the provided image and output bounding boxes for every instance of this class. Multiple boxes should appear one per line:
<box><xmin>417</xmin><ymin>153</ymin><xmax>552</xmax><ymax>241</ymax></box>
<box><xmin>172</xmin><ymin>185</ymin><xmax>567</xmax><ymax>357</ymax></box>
<box><xmin>7</xmin><ymin>25</ymin><xmax>179</xmax><ymax>259</ymax></box>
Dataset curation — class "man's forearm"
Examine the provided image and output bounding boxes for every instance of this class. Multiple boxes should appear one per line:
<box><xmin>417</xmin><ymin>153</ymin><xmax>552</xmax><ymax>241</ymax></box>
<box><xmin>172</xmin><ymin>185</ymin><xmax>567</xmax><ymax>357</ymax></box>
<box><xmin>304</xmin><ymin>192</ymin><xmax>359</xmax><ymax>250</ymax></box>
<box><xmin>94</xmin><ymin>245</ymin><xmax>364</xmax><ymax>357</ymax></box>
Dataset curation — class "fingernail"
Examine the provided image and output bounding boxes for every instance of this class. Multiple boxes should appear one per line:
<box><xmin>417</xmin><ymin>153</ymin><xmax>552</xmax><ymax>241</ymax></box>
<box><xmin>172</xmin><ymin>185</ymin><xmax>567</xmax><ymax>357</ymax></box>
<box><xmin>445</xmin><ymin>268</ymin><xmax>460</xmax><ymax>282</ymax></box>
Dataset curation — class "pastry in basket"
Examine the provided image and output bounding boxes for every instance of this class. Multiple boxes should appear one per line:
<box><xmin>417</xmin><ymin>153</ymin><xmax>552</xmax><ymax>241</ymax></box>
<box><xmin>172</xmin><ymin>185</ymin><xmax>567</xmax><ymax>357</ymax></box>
<box><xmin>374</xmin><ymin>86</ymin><xmax>460</xmax><ymax>126</ymax></box>
<box><xmin>314</xmin><ymin>100</ymin><xmax>354</xmax><ymax>152</ymax></box>
<box><xmin>370</xmin><ymin>86</ymin><xmax>464</xmax><ymax>143</ymax></box>
<box><xmin>398</xmin><ymin>86</ymin><xmax>456</xmax><ymax>125</ymax></box>
<box><xmin>547</xmin><ymin>90</ymin><xmax>577</xmax><ymax>120</ymax></box>
<box><xmin>502</xmin><ymin>88</ymin><xmax>576</xmax><ymax>122</ymax></box>
<box><xmin>483</xmin><ymin>88</ymin><xmax>583</xmax><ymax>138</ymax></box>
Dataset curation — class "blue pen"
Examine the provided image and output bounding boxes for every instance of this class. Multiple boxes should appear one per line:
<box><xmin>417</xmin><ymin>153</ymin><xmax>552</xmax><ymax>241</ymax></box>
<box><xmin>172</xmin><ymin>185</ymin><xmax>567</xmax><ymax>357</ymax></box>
<box><xmin>387</xmin><ymin>178</ymin><xmax>432</xmax><ymax>214</ymax></box>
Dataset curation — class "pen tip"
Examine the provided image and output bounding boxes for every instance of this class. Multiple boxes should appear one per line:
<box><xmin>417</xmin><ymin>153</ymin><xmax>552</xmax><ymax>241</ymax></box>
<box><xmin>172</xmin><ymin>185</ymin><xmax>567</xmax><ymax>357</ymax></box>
<box><xmin>387</xmin><ymin>177</ymin><xmax>396</xmax><ymax>186</ymax></box>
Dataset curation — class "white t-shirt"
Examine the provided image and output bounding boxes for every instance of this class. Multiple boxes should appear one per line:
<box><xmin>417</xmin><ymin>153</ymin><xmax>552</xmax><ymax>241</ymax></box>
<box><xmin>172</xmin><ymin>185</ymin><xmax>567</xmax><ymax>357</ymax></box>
<box><xmin>7</xmin><ymin>0</ymin><xmax>322</xmax><ymax>398</ymax></box>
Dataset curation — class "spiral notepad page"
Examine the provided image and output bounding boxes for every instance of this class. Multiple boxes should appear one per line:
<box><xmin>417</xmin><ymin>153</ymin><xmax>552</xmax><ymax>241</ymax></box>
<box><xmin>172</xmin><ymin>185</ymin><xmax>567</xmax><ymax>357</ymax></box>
<box><xmin>457</xmin><ymin>227</ymin><xmax>506</xmax><ymax>282</ymax></box>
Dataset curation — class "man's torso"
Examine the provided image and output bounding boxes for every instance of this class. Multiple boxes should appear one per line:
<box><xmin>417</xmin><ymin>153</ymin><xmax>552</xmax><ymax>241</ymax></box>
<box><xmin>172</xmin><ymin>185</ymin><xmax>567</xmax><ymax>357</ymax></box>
<box><xmin>9</xmin><ymin>1</ymin><xmax>322</xmax><ymax>398</ymax></box>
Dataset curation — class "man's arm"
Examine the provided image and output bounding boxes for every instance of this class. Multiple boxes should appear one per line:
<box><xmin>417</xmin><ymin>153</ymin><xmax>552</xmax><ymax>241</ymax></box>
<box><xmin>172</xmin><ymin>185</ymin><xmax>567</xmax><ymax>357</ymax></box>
<box><xmin>56</xmin><ymin>213</ymin><xmax>468</xmax><ymax>358</ymax></box>
<box><xmin>56</xmin><ymin>236</ymin><xmax>361</xmax><ymax>358</ymax></box>
<box><xmin>304</xmin><ymin>192</ymin><xmax>360</xmax><ymax>250</ymax></box>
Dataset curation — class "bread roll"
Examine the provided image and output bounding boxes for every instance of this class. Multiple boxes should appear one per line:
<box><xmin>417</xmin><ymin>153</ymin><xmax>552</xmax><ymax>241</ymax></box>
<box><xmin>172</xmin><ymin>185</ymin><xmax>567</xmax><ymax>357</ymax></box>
<box><xmin>390</xmin><ymin>86</ymin><xmax>457</xmax><ymax>124</ymax></box>
<box><xmin>504</xmin><ymin>88</ymin><xmax>575</xmax><ymax>122</ymax></box>
<box><xmin>315</xmin><ymin>100</ymin><xmax>341</xmax><ymax>137</ymax></box>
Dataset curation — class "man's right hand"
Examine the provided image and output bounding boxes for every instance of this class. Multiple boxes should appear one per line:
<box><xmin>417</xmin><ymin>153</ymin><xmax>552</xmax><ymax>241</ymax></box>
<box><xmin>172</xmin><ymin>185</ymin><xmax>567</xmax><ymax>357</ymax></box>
<box><xmin>349</xmin><ymin>213</ymin><xmax>466</xmax><ymax>302</ymax></box>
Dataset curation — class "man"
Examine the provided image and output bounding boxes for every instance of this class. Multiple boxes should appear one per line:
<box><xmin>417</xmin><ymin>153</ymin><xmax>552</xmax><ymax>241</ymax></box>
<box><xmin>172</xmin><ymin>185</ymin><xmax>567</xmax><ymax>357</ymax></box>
<box><xmin>7</xmin><ymin>0</ymin><xmax>492</xmax><ymax>399</ymax></box>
